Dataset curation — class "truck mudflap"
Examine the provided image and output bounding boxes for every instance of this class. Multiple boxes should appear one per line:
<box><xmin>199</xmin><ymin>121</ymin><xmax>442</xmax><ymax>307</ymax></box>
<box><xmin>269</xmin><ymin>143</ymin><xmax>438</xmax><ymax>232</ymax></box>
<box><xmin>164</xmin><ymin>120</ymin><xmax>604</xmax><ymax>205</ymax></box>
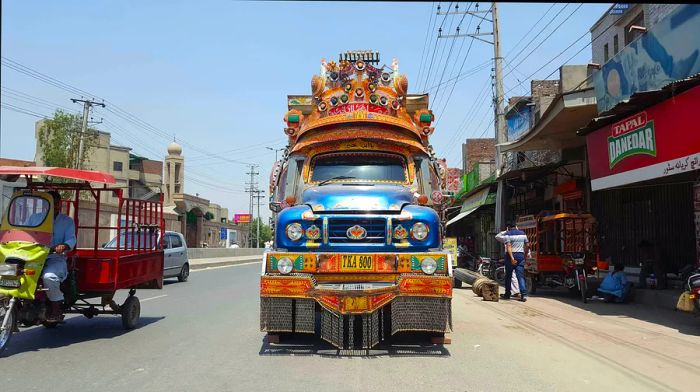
<box><xmin>260</xmin><ymin>274</ymin><xmax>452</xmax><ymax>349</ymax></box>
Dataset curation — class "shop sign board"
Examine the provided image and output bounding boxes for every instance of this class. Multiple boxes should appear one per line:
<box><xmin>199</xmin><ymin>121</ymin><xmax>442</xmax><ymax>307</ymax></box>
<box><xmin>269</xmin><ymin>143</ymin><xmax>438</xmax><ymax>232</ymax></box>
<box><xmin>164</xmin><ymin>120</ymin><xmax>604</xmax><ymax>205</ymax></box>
<box><xmin>586</xmin><ymin>85</ymin><xmax>700</xmax><ymax>191</ymax></box>
<box><xmin>234</xmin><ymin>213</ymin><xmax>252</xmax><ymax>224</ymax></box>
<box><xmin>443</xmin><ymin>237</ymin><xmax>458</xmax><ymax>264</ymax></box>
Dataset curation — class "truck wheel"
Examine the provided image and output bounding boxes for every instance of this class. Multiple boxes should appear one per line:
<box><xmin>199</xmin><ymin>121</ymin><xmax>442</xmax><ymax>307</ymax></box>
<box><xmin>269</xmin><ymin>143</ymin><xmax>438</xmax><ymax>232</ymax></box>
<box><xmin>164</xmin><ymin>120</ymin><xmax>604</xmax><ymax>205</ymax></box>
<box><xmin>121</xmin><ymin>296</ymin><xmax>140</xmax><ymax>330</ymax></box>
<box><xmin>178</xmin><ymin>263</ymin><xmax>190</xmax><ymax>282</ymax></box>
<box><xmin>0</xmin><ymin>301</ymin><xmax>15</xmax><ymax>356</ymax></box>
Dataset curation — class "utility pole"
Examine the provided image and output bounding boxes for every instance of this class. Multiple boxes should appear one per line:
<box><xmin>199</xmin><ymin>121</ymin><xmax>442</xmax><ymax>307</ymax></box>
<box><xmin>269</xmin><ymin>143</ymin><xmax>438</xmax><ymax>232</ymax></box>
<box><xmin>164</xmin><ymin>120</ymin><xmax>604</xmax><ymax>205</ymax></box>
<box><xmin>438</xmin><ymin>1</ymin><xmax>507</xmax><ymax>243</ymax></box>
<box><xmin>245</xmin><ymin>164</ymin><xmax>259</xmax><ymax>248</ymax></box>
<box><xmin>254</xmin><ymin>190</ymin><xmax>265</xmax><ymax>248</ymax></box>
<box><xmin>71</xmin><ymin>98</ymin><xmax>105</xmax><ymax>169</ymax></box>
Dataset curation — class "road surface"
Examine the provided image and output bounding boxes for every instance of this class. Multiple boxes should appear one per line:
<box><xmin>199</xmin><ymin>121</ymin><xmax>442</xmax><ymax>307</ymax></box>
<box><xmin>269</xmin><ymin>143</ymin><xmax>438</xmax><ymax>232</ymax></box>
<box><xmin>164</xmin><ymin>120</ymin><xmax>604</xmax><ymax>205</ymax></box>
<box><xmin>2</xmin><ymin>262</ymin><xmax>699</xmax><ymax>392</ymax></box>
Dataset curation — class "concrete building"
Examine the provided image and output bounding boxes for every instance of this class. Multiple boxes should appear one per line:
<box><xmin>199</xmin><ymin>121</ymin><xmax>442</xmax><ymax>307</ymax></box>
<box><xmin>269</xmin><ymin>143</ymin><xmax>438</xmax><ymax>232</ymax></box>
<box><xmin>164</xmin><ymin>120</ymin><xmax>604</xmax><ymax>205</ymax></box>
<box><xmin>590</xmin><ymin>4</ymin><xmax>681</xmax><ymax>65</ymax></box>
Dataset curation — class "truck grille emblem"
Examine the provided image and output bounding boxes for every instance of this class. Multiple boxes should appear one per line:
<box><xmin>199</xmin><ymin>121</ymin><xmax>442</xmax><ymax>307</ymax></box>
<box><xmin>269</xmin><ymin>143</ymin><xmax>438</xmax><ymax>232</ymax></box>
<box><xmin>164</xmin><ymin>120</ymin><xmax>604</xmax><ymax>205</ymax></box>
<box><xmin>346</xmin><ymin>225</ymin><xmax>367</xmax><ymax>240</ymax></box>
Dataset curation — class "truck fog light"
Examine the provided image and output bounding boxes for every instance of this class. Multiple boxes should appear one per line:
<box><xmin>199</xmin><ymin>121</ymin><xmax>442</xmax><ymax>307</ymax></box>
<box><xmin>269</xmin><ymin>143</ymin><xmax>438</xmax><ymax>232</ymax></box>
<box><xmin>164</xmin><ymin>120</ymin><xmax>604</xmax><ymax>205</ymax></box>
<box><xmin>277</xmin><ymin>257</ymin><xmax>293</xmax><ymax>274</ymax></box>
<box><xmin>421</xmin><ymin>257</ymin><xmax>437</xmax><ymax>275</ymax></box>
<box><xmin>411</xmin><ymin>222</ymin><xmax>429</xmax><ymax>240</ymax></box>
<box><xmin>286</xmin><ymin>223</ymin><xmax>303</xmax><ymax>241</ymax></box>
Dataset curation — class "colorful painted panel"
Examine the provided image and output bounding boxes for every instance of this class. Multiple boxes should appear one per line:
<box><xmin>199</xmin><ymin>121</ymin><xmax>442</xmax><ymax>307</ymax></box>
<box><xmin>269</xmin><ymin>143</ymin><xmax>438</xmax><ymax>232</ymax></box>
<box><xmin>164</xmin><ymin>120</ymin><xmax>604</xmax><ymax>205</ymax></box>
<box><xmin>260</xmin><ymin>276</ymin><xmax>314</xmax><ymax>297</ymax></box>
<box><xmin>398</xmin><ymin>276</ymin><xmax>452</xmax><ymax>297</ymax></box>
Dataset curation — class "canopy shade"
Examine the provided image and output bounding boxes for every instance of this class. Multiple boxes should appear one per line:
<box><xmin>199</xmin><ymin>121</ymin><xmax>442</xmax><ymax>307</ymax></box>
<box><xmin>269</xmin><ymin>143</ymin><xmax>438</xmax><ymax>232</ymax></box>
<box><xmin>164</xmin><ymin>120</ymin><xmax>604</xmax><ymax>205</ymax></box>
<box><xmin>0</xmin><ymin>166</ymin><xmax>116</xmax><ymax>184</ymax></box>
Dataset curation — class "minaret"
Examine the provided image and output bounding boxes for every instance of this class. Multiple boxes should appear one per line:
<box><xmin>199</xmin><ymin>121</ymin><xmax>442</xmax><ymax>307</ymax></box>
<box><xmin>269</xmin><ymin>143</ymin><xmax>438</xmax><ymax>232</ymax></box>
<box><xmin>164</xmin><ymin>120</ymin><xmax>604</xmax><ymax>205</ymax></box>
<box><xmin>164</xmin><ymin>141</ymin><xmax>184</xmax><ymax>206</ymax></box>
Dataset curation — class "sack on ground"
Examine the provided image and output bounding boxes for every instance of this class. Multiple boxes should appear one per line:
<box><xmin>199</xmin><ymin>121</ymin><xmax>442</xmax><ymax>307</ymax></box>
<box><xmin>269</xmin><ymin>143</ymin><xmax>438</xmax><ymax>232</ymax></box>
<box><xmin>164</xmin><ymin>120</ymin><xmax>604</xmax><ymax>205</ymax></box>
<box><xmin>676</xmin><ymin>291</ymin><xmax>695</xmax><ymax>312</ymax></box>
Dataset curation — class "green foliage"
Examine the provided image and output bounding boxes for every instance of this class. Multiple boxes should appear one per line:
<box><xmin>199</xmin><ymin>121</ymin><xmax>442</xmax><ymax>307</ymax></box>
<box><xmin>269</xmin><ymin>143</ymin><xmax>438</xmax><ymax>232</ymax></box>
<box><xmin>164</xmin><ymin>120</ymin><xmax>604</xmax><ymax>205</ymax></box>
<box><xmin>37</xmin><ymin>110</ymin><xmax>98</xmax><ymax>169</ymax></box>
<box><xmin>249</xmin><ymin>217</ymin><xmax>272</xmax><ymax>247</ymax></box>
<box><xmin>204</xmin><ymin>212</ymin><xmax>215</xmax><ymax>221</ymax></box>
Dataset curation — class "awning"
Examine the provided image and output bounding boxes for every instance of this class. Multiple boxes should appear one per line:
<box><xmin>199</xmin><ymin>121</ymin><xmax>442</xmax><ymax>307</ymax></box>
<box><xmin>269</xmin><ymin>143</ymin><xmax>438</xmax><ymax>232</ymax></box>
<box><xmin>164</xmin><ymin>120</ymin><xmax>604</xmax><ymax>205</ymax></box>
<box><xmin>445</xmin><ymin>207</ymin><xmax>479</xmax><ymax>227</ymax></box>
<box><xmin>497</xmin><ymin>88</ymin><xmax>597</xmax><ymax>152</ymax></box>
<box><xmin>445</xmin><ymin>188</ymin><xmax>496</xmax><ymax>227</ymax></box>
<box><xmin>0</xmin><ymin>166</ymin><xmax>116</xmax><ymax>184</ymax></box>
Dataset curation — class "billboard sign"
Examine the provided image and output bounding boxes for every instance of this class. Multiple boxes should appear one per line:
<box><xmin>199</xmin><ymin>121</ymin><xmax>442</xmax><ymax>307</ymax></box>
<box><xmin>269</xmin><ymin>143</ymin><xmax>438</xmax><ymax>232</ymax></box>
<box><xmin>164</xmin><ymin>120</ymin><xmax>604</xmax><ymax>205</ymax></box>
<box><xmin>586</xmin><ymin>85</ymin><xmax>700</xmax><ymax>191</ymax></box>
<box><xmin>234</xmin><ymin>214</ymin><xmax>252</xmax><ymax>224</ymax></box>
<box><xmin>594</xmin><ymin>4</ymin><xmax>700</xmax><ymax>113</ymax></box>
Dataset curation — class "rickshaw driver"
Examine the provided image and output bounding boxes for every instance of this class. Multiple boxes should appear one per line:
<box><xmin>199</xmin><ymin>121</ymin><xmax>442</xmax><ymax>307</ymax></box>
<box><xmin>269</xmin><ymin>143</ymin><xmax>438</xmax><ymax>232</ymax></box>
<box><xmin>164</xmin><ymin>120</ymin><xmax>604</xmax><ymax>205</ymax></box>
<box><xmin>27</xmin><ymin>191</ymin><xmax>77</xmax><ymax>322</ymax></box>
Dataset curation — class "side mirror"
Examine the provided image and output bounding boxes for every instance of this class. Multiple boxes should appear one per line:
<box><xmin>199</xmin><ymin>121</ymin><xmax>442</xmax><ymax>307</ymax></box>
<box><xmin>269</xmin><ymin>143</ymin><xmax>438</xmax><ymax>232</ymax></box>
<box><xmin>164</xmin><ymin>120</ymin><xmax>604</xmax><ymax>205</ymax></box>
<box><xmin>269</xmin><ymin>202</ymin><xmax>282</xmax><ymax>213</ymax></box>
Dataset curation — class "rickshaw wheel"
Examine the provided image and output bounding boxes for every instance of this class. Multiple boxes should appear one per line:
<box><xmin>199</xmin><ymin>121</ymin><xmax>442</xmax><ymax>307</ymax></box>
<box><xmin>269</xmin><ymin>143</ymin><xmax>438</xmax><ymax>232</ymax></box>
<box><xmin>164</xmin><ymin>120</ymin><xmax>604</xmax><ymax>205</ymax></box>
<box><xmin>526</xmin><ymin>276</ymin><xmax>536</xmax><ymax>295</ymax></box>
<box><xmin>0</xmin><ymin>302</ymin><xmax>15</xmax><ymax>356</ymax></box>
<box><xmin>121</xmin><ymin>296</ymin><xmax>141</xmax><ymax>330</ymax></box>
<box><xmin>42</xmin><ymin>321</ymin><xmax>59</xmax><ymax>329</ymax></box>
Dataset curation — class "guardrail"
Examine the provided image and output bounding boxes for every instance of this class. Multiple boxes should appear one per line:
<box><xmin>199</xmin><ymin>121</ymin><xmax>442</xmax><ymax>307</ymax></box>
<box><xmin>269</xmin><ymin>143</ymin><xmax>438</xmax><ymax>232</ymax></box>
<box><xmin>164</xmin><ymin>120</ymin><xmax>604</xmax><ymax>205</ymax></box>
<box><xmin>187</xmin><ymin>248</ymin><xmax>266</xmax><ymax>259</ymax></box>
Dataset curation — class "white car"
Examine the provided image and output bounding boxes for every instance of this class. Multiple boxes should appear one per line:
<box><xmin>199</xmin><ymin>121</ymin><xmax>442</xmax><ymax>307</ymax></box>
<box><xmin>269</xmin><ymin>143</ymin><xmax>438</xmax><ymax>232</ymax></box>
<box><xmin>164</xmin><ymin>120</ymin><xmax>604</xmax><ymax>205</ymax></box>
<box><xmin>103</xmin><ymin>230</ymin><xmax>190</xmax><ymax>282</ymax></box>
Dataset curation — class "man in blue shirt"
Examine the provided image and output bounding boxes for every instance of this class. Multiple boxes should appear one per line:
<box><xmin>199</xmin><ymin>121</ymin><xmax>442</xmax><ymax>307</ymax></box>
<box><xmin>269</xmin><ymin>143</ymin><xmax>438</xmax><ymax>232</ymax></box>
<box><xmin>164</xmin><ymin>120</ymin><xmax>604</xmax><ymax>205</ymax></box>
<box><xmin>598</xmin><ymin>264</ymin><xmax>632</xmax><ymax>303</ymax></box>
<box><xmin>42</xmin><ymin>191</ymin><xmax>77</xmax><ymax>322</ymax></box>
<box><xmin>495</xmin><ymin>222</ymin><xmax>529</xmax><ymax>302</ymax></box>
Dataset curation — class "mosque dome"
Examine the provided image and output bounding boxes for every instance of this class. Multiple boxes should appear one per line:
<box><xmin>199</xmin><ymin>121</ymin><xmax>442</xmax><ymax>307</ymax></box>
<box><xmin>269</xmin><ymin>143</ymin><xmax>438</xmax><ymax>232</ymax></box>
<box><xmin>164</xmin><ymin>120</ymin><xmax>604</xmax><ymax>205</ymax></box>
<box><xmin>168</xmin><ymin>141</ymin><xmax>182</xmax><ymax>156</ymax></box>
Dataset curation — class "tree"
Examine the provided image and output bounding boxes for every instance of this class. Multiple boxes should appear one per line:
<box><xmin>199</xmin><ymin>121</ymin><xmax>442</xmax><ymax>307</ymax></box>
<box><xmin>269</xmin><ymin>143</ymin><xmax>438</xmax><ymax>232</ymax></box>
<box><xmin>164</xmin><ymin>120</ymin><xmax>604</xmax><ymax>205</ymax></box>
<box><xmin>204</xmin><ymin>212</ymin><xmax>215</xmax><ymax>221</ymax></box>
<box><xmin>249</xmin><ymin>217</ymin><xmax>272</xmax><ymax>247</ymax></box>
<box><xmin>37</xmin><ymin>110</ymin><xmax>98</xmax><ymax>169</ymax></box>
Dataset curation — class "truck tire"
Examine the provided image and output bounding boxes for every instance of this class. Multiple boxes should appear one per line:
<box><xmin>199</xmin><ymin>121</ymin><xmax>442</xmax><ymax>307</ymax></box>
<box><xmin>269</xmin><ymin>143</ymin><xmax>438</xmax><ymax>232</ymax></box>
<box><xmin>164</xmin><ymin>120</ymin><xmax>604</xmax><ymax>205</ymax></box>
<box><xmin>121</xmin><ymin>296</ymin><xmax>140</xmax><ymax>330</ymax></box>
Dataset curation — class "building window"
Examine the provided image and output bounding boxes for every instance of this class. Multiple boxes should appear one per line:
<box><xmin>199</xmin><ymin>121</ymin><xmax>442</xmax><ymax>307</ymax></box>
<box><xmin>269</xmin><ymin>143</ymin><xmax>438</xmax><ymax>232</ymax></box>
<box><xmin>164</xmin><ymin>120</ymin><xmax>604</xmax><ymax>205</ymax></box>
<box><xmin>604</xmin><ymin>43</ymin><xmax>609</xmax><ymax>62</ymax></box>
<box><xmin>113</xmin><ymin>161</ymin><xmax>123</xmax><ymax>172</ymax></box>
<box><xmin>613</xmin><ymin>34</ymin><xmax>619</xmax><ymax>54</ymax></box>
<box><xmin>625</xmin><ymin>12</ymin><xmax>645</xmax><ymax>45</ymax></box>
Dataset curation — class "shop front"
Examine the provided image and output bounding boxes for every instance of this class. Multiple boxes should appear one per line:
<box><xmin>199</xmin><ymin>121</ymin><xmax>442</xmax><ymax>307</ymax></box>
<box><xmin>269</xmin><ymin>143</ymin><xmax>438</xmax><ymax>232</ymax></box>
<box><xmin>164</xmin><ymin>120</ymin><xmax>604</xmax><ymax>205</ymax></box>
<box><xmin>445</xmin><ymin>185</ymin><xmax>499</xmax><ymax>261</ymax></box>
<box><xmin>582</xmin><ymin>82</ymin><xmax>700</xmax><ymax>274</ymax></box>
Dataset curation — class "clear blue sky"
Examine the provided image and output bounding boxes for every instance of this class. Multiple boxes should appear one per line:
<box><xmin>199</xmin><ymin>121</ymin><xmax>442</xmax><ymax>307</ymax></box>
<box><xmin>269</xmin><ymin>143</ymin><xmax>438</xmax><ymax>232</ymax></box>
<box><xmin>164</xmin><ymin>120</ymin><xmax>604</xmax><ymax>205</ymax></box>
<box><xmin>1</xmin><ymin>1</ymin><xmax>610</xmax><ymax>221</ymax></box>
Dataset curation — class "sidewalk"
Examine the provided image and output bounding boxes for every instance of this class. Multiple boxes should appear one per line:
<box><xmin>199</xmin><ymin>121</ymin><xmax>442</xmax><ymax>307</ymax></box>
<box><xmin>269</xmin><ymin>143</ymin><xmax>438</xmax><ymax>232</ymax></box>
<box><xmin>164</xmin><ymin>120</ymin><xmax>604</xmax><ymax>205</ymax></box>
<box><xmin>189</xmin><ymin>254</ymin><xmax>263</xmax><ymax>270</ymax></box>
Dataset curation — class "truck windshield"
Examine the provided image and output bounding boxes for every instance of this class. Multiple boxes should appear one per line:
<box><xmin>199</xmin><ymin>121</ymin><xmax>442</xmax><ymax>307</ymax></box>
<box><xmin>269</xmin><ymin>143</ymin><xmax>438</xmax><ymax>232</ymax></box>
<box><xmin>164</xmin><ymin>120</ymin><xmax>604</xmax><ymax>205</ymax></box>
<box><xmin>310</xmin><ymin>152</ymin><xmax>407</xmax><ymax>183</ymax></box>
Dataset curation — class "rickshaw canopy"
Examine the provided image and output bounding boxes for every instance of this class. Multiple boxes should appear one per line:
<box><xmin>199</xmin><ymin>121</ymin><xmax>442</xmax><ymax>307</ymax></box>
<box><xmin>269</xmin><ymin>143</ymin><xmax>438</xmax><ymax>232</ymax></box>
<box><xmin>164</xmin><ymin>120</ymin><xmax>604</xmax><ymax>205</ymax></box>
<box><xmin>0</xmin><ymin>166</ymin><xmax>116</xmax><ymax>184</ymax></box>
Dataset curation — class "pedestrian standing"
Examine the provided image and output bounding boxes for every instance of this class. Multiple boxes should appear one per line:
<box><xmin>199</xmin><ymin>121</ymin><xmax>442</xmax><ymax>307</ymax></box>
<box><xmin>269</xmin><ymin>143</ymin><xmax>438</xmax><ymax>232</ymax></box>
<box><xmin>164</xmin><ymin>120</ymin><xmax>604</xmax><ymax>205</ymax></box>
<box><xmin>495</xmin><ymin>222</ymin><xmax>529</xmax><ymax>302</ymax></box>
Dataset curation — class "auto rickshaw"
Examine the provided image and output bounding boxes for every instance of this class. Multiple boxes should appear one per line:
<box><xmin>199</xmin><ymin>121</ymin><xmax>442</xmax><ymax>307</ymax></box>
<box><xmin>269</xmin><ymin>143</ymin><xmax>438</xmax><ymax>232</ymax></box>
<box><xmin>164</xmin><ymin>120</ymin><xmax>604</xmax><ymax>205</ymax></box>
<box><xmin>516</xmin><ymin>211</ymin><xmax>598</xmax><ymax>303</ymax></box>
<box><xmin>0</xmin><ymin>166</ymin><xmax>164</xmax><ymax>355</ymax></box>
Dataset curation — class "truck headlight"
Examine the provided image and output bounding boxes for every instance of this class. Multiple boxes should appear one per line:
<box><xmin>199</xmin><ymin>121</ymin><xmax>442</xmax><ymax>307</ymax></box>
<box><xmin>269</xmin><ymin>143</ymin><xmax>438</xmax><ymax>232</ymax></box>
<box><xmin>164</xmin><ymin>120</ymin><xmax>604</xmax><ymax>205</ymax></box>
<box><xmin>277</xmin><ymin>257</ymin><xmax>293</xmax><ymax>274</ymax></box>
<box><xmin>285</xmin><ymin>223</ymin><xmax>303</xmax><ymax>241</ymax></box>
<box><xmin>411</xmin><ymin>222</ymin><xmax>429</xmax><ymax>240</ymax></box>
<box><xmin>421</xmin><ymin>257</ymin><xmax>437</xmax><ymax>275</ymax></box>
<box><xmin>0</xmin><ymin>264</ymin><xmax>18</xmax><ymax>276</ymax></box>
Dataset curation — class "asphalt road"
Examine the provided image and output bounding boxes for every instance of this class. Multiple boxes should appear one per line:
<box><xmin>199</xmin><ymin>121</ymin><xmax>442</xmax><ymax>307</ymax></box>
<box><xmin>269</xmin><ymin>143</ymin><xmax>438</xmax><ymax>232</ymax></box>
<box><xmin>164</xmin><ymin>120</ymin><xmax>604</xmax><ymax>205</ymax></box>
<box><xmin>2</xmin><ymin>262</ymin><xmax>699</xmax><ymax>392</ymax></box>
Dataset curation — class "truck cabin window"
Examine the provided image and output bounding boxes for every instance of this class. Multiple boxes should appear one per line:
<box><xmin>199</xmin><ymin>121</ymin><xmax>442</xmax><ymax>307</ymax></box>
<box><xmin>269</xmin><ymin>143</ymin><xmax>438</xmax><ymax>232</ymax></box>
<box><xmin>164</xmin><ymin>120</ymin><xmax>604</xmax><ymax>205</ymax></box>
<box><xmin>310</xmin><ymin>153</ymin><xmax>407</xmax><ymax>184</ymax></box>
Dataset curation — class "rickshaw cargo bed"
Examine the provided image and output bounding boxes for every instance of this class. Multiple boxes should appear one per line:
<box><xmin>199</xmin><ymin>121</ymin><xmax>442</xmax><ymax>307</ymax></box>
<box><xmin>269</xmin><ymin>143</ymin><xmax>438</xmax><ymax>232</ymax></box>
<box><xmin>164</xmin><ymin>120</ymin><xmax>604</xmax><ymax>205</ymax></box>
<box><xmin>75</xmin><ymin>249</ymin><xmax>164</xmax><ymax>291</ymax></box>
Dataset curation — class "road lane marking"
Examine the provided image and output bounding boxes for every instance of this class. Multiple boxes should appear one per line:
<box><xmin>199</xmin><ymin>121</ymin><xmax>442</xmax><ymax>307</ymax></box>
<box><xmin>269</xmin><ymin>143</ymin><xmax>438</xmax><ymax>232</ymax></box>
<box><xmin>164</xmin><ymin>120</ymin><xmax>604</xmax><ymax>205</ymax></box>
<box><xmin>191</xmin><ymin>261</ymin><xmax>261</xmax><ymax>272</ymax></box>
<box><xmin>141</xmin><ymin>294</ymin><xmax>168</xmax><ymax>302</ymax></box>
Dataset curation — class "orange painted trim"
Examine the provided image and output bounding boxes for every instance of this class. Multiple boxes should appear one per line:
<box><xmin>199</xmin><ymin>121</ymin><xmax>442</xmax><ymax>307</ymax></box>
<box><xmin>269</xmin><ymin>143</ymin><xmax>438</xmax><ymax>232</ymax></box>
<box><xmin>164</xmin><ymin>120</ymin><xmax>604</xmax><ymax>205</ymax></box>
<box><xmin>398</xmin><ymin>276</ymin><xmax>452</xmax><ymax>297</ymax></box>
<box><xmin>260</xmin><ymin>276</ymin><xmax>314</xmax><ymax>298</ymax></box>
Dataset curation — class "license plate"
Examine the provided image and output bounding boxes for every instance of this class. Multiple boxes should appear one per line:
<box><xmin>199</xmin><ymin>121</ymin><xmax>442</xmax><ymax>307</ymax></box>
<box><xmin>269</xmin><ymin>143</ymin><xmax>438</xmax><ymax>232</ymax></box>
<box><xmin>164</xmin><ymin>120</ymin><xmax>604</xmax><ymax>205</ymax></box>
<box><xmin>340</xmin><ymin>254</ymin><xmax>374</xmax><ymax>271</ymax></box>
<box><xmin>0</xmin><ymin>278</ymin><xmax>20</xmax><ymax>288</ymax></box>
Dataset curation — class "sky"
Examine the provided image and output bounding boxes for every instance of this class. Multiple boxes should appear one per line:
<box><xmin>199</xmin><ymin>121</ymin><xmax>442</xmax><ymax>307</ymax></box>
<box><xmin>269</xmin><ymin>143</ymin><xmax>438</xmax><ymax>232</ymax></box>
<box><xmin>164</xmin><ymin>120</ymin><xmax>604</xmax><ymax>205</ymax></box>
<box><xmin>1</xmin><ymin>1</ymin><xmax>611</xmax><ymax>223</ymax></box>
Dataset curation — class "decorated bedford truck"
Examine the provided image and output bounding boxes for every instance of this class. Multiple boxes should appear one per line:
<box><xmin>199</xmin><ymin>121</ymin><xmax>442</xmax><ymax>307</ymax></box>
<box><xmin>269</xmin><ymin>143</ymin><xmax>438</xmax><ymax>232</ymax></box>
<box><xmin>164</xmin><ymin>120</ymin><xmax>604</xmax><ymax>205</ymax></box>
<box><xmin>261</xmin><ymin>51</ymin><xmax>452</xmax><ymax>349</ymax></box>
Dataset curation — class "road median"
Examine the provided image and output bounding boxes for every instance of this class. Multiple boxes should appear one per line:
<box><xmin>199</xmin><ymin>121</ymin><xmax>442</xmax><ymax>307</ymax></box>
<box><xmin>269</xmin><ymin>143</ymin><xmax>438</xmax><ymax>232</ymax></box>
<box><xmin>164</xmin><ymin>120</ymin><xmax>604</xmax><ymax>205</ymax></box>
<box><xmin>189</xmin><ymin>255</ymin><xmax>263</xmax><ymax>270</ymax></box>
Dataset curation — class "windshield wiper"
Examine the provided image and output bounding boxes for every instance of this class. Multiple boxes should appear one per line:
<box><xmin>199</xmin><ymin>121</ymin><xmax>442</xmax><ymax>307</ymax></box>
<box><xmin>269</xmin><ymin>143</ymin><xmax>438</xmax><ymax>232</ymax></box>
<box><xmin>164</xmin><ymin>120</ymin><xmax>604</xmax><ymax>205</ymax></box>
<box><xmin>318</xmin><ymin>175</ymin><xmax>356</xmax><ymax>186</ymax></box>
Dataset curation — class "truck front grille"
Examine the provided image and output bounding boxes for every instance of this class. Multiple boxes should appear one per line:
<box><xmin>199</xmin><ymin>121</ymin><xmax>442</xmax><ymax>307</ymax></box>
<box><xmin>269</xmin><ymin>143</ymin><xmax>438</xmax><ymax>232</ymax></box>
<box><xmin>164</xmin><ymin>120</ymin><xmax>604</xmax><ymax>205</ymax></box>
<box><xmin>328</xmin><ymin>217</ymin><xmax>386</xmax><ymax>244</ymax></box>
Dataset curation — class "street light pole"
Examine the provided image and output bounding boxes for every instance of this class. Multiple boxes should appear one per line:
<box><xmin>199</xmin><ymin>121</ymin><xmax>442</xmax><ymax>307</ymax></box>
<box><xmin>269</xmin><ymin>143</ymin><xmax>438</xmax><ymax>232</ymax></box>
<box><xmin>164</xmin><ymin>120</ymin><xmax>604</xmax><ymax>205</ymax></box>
<box><xmin>266</xmin><ymin>146</ymin><xmax>285</xmax><ymax>162</ymax></box>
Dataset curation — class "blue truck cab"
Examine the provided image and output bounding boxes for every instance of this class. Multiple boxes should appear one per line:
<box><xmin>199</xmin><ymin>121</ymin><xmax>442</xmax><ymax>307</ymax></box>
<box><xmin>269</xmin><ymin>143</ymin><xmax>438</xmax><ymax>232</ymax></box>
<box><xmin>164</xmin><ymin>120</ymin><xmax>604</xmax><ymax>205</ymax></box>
<box><xmin>260</xmin><ymin>51</ymin><xmax>453</xmax><ymax>349</ymax></box>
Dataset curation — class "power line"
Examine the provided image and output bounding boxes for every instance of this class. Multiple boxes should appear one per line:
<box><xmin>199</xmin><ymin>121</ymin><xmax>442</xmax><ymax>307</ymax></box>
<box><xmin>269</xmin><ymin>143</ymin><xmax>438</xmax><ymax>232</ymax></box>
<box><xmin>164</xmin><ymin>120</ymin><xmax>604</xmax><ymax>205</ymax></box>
<box><xmin>1</xmin><ymin>102</ymin><xmax>48</xmax><ymax>118</ymax></box>
<box><xmin>421</xmin><ymin>2</ymin><xmax>453</xmax><ymax>91</ymax></box>
<box><xmin>416</xmin><ymin>2</ymin><xmax>438</xmax><ymax>86</ymax></box>
<box><xmin>504</xmin><ymin>4</ymin><xmax>582</xmax><ymax>80</ymax></box>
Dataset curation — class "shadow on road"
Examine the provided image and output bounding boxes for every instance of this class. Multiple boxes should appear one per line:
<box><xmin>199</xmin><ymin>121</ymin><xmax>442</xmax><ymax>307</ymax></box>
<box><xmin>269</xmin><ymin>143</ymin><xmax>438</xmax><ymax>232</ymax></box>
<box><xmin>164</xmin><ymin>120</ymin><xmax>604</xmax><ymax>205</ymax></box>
<box><xmin>259</xmin><ymin>332</ymin><xmax>451</xmax><ymax>358</ymax></box>
<box><xmin>530</xmin><ymin>286</ymin><xmax>700</xmax><ymax>336</ymax></box>
<box><xmin>2</xmin><ymin>315</ymin><xmax>165</xmax><ymax>357</ymax></box>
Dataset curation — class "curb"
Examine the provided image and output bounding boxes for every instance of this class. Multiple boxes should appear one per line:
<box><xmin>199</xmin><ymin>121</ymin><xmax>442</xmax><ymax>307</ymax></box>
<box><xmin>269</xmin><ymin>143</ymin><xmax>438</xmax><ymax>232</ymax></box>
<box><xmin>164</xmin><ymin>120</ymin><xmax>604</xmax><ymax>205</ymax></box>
<box><xmin>189</xmin><ymin>257</ymin><xmax>262</xmax><ymax>271</ymax></box>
